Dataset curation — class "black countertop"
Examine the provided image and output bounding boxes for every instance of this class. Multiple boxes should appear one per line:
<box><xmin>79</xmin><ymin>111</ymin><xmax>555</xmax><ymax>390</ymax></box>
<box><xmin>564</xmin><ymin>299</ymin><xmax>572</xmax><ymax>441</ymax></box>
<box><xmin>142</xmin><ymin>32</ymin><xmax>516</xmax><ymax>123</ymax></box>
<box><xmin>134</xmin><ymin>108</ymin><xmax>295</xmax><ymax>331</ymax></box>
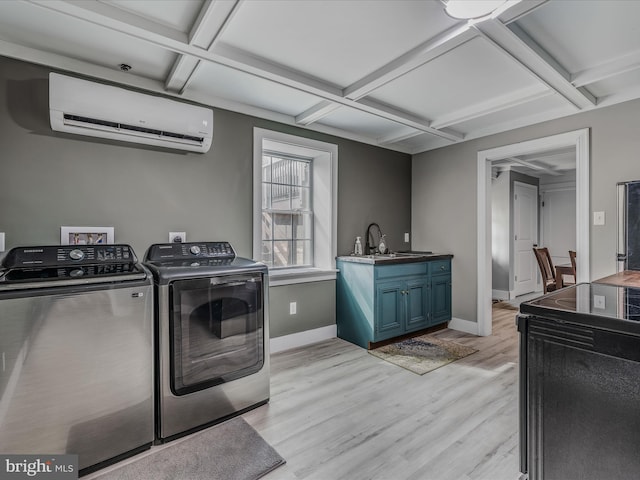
<box><xmin>520</xmin><ymin>283</ymin><xmax>640</xmax><ymax>335</ymax></box>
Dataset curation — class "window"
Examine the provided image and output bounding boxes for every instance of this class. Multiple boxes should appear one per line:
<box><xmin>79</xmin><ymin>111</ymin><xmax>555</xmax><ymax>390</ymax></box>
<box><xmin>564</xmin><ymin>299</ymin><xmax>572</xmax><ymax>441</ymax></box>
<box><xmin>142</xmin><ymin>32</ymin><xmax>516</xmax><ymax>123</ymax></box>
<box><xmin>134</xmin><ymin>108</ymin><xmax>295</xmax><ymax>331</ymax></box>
<box><xmin>261</xmin><ymin>152</ymin><xmax>313</xmax><ymax>268</ymax></box>
<box><xmin>253</xmin><ymin>128</ymin><xmax>337</xmax><ymax>285</ymax></box>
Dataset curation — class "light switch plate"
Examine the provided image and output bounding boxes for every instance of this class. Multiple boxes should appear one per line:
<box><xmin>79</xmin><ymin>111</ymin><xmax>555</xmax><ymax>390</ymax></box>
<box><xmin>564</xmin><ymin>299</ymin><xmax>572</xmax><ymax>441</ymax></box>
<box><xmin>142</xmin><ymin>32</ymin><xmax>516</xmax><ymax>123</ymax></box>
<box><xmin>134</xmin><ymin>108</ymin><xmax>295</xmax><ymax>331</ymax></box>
<box><xmin>0</xmin><ymin>232</ymin><xmax>4</xmax><ymax>252</ymax></box>
<box><xmin>593</xmin><ymin>211</ymin><xmax>605</xmax><ymax>226</ymax></box>
<box><xmin>593</xmin><ymin>295</ymin><xmax>606</xmax><ymax>309</ymax></box>
<box><xmin>404</xmin><ymin>232</ymin><xmax>410</xmax><ymax>243</ymax></box>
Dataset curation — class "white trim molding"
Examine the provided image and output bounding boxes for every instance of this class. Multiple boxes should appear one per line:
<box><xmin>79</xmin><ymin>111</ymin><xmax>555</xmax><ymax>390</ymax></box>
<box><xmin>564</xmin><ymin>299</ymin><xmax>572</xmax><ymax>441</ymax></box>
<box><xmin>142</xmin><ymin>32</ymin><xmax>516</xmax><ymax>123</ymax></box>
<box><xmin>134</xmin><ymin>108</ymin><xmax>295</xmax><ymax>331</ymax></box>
<box><xmin>448</xmin><ymin>317</ymin><xmax>480</xmax><ymax>336</ymax></box>
<box><xmin>270</xmin><ymin>324</ymin><xmax>337</xmax><ymax>354</ymax></box>
<box><xmin>477</xmin><ymin>128</ymin><xmax>590</xmax><ymax>336</ymax></box>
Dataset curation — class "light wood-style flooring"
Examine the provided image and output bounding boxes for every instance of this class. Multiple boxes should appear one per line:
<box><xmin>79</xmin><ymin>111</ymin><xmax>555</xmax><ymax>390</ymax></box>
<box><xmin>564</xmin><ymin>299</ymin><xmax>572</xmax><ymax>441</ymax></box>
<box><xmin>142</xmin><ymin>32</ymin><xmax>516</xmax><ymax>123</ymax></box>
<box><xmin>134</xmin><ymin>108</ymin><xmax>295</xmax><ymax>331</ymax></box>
<box><xmin>244</xmin><ymin>303</ymin><xmax>520</xmax><ymax>480</ymax></box>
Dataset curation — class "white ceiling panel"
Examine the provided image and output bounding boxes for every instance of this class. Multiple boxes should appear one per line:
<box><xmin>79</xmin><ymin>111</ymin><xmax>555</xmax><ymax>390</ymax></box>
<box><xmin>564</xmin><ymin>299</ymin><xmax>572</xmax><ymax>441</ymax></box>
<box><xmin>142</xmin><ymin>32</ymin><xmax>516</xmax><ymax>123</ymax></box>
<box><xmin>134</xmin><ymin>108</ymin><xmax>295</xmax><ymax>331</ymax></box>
<box><xmin>514</xmin><ymin>0</ymin><xmax>640</xmax><ymax>74</ymax></box>
<box><xmin>587</xmin><ymin>69</ymin><xmax>640</xmax><ymax>100</ymax></box>
<box><xmin>218</xmin><ymin>0</ymin><xmax>459</xmax><ymax>87</ymax></box>
<box><xmin>0</xmin><ymin>0</ymin><xmax>639</xmax><ymax>154</ymax></box>
<box><xmin>0</xmin><ymin>1</ymin><xmax>177</xmax><ymax>80</ymax></box>
<box><xmin>316</xmin><ymin>106</ymin><xmax>415</xmax><ymax>140</ymax></box>
<box><xmin>103</xmin><ymin>0</ymin><xmax>205</xmax><ymax>33</ymax></box>
<box><xmin>367</xmin><ymin>36</ymin><xmax>544</xmax><ymax>121</ymax></box>
<box><xmin>188</xmin><ymin>61</ymin><xmax>321</xmax><ymax>116</ymax></box>
<box><xmin>393</xmin><ymin>133</ymin><xmax>452</xmax><ymax>154</ymax></box>
<box><xmin>453</xmin><ymin>93</ymin><xmax>576</xmax><ymax>138</ymax></box>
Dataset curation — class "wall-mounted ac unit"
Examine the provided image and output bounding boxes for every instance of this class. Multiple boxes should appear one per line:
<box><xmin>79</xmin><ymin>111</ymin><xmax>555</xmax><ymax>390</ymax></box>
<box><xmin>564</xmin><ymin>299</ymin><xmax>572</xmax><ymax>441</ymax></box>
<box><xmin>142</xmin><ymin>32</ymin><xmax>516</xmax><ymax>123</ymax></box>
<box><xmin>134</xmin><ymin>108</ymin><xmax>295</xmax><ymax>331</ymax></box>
<box><xmin>49</xmin><ymin>73</ymin><xmax>213</xmax><ymax>153</ymax></box>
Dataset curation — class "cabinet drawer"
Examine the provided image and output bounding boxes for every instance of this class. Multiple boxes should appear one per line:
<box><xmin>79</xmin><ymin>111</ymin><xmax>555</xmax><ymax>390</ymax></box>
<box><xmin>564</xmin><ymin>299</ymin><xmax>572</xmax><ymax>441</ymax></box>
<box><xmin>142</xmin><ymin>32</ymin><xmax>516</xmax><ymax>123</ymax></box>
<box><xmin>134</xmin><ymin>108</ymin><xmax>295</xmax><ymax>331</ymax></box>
<box><xmin>375</xmin><ymin>263</ymin><xmax>428</xmax><ymax>279</ymax></box>
<box><xmin>430</xmin><ymin>260</ymin><xmax>451</xmax><ymax>274</ymax></box>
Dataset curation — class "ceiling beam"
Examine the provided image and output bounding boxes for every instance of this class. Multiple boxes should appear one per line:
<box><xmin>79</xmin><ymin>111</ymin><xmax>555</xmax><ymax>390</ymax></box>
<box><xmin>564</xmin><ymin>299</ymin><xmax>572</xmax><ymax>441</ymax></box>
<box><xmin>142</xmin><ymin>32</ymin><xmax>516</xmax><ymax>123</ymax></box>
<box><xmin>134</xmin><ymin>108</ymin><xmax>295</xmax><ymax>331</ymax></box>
<box><xmin>377</xmin><ymin>127</ymin><xmax>422</xmax><ymax>146</ymax></box>
<box><xmin>296</xmin><ymin>23</ymin><xmax>475</xmax><ymax>134</ymax></box>
<box><xmin>295</xmin><ymin>101</ymin><xmax>341</xmax><ymax>126</ymax></box>
<box><xmin>165</xmin><ymin>0</ymin><xmax>241</xmax><ymax>93</ymax></box>
<box><xmin>30</xmin><ymin>0</ymin><xmax>463</xmax><ymax>142</ymax></box>
<box><xmin>507</xmin><ymin>156</ymin><xmax>563</xmax><ymax>175</ymax></box>
<box><xmin>474</xmin><ymin>19</ymin><xmax>597</xmax><ymax>110</ymax></box>
<box><xmin>572</xmin><ymin>49</ymin><xmax>640</xmax><ymax>88</ymax></box>
<box><xmin>431</xmin><ymin>85</ymin><xmax>551</xmax><ymax>129</ymax></box>
<box><xmin>343</xmin><ymin>23</ymin><xmax>476</xmax><ymax>101</ymax></box>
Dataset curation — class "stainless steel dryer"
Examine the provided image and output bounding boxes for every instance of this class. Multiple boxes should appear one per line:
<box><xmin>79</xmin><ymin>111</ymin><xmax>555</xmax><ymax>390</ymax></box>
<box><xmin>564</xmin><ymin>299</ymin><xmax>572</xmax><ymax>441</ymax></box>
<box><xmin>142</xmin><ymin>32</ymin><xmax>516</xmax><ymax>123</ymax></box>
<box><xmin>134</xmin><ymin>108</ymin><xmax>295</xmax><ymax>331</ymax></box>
<box><xmin>144</xmin><ymin>242</ymin><xmax>269</xmax><ymax>442</ymax></box>
<box><xmin>0</xmin><ymin>244</ymin><xmax>154</xmax><ymax>475</ymax></box>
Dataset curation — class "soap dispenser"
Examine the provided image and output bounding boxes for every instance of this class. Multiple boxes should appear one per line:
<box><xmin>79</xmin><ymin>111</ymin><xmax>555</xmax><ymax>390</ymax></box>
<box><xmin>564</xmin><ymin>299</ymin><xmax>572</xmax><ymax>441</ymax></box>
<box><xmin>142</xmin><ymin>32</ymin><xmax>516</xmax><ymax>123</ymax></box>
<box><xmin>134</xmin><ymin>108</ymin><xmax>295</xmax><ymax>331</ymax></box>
<box><xmin>378</xmin><ymin>234</ymin><xmax>387</xmax><ymax>254</ymax></box>
<box><xmin>354</xmin><ymin>236</ymin><xmax>363</xmax><ymax>256</ymax></box>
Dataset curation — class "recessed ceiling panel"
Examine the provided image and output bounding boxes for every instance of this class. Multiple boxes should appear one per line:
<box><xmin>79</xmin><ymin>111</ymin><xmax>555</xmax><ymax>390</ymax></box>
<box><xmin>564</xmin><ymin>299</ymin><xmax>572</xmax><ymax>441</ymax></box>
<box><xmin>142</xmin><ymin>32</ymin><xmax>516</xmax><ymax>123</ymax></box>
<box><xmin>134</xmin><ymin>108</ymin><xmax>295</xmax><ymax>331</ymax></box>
<box><xmin>188</xmin><ymin>62</ymin><xmax>321</xmax><ymax>116</ymax></box>
<box><xmin>218</xmin><ymin>0</ymin><xmax>461</xmax><ymax>87</ymax></box>
<box><xmin>368</xmin><ymin>36</ymin><xmax>543</xmax><ymax>121</ymax></box>
<box><xmin>0</xmin><ymin>2</ymin><xmax>176</xmax><ymax>80</ymax></box>
<box><xmin>514</xmin><ymin>0</ymin><xmax>640</xmax><ymax>73</ymax></box>
<box><xmin>103</xmin><ymin>0</ymin><xmax>205</xmax><ymax>33</ymax></box>
<box><xmin>453</xmin><ymin>93</ymin><xmax>575</xmax><ymax>137</ymax></box>
<box><xmin>587</xmin><ymin>69</ymin><xmax>640</xmax><ymax>99</ymax></box>
<box><xmin>394</xmin><ymin>133</ymin><xmax>453</xmax><ymax>153</ymax></box>
<box><xmin>316</xmin><ymin>106</ymin><xmax>411</xmax><ymax>140</ymax></box>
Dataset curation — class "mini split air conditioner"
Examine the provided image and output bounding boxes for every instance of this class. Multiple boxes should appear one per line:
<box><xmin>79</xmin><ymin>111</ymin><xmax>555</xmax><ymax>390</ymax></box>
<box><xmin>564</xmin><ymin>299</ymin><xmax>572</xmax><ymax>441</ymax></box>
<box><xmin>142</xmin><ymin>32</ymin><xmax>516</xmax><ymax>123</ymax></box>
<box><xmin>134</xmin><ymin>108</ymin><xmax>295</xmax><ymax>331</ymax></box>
<box><xmin>49</xmin><ymin>73</ymin><xmax>213</xmax><ymax>153</ymax></box>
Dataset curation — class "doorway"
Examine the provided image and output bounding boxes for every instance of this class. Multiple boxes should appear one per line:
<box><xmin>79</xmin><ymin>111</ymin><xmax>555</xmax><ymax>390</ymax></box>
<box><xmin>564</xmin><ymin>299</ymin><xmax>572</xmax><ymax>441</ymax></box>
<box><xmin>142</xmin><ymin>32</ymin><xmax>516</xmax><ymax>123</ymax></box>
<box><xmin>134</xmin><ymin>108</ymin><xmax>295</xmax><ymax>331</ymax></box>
<box><xmin>476</xmin><ymin>129</ymin><xmax>590</xmax><ymax>336</ymax></box>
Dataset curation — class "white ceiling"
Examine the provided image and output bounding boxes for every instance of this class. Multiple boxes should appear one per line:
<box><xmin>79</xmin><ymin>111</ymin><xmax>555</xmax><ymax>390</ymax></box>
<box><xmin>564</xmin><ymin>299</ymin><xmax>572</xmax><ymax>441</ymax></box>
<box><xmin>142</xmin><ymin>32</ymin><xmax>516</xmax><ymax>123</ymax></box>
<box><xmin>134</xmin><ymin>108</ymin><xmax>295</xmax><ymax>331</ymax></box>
<box><xmin>1</xmin><ymin>0</ymin><xmax>639</xmax><ymax>155</ymax></box>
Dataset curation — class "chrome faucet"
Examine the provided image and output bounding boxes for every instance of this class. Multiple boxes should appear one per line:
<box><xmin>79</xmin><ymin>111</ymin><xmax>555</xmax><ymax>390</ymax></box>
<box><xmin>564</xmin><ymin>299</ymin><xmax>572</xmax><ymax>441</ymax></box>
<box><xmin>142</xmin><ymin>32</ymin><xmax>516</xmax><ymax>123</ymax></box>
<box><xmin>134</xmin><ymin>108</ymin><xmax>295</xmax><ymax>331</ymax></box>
<box><xmin>365</xmin><ymin>223</ymin><xmax>382</xmax><ymax>255</ymax></box>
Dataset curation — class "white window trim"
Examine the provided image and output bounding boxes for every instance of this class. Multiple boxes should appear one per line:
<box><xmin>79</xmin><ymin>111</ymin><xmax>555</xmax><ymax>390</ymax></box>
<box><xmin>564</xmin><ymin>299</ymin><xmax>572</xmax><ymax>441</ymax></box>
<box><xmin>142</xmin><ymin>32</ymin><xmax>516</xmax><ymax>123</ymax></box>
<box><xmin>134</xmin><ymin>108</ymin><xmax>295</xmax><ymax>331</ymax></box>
<box><xmin>253</xmin><ymin>128</ymin><xmax>338</xmax><ymax>285</ymax></box>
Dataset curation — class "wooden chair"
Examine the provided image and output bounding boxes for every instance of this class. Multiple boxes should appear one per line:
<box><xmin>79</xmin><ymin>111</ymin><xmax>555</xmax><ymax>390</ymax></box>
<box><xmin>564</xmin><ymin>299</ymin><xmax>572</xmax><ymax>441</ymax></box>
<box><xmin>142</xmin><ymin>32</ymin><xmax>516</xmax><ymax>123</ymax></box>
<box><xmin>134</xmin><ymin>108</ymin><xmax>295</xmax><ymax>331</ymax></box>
<box><xmin>533</xmin><ymin>247</ymin><xmax>557</xmax><ymax>293</ymax></box>
<box><xmin>569</xmin><ymin>250</ymin><xmax>577</xmax><ymax>280</ymax></box>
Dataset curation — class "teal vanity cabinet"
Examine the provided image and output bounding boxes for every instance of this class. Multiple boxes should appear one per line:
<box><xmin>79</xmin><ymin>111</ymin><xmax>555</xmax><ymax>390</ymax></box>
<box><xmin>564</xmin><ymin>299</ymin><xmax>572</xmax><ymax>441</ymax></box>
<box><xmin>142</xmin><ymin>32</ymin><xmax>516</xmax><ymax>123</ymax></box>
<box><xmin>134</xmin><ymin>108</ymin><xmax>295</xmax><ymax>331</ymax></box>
<box><xmin>336</xmin><ymin>255</ymin><xmax>452</xmax><ymax>349</ymax></box>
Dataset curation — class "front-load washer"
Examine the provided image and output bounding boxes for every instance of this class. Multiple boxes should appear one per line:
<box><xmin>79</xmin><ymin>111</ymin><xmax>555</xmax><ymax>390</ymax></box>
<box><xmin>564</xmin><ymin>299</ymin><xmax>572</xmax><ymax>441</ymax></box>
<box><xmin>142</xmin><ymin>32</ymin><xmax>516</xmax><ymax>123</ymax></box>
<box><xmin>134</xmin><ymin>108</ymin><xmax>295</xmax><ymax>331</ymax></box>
<box><xmin>0</xmin><ymin>244</ymin><xmax>154</xmax><ymax>475</ymax></box>
<box><xmin>143</xmin><ymin>242</ymin><xmax>269</xmax><ymax>442</ymax></box>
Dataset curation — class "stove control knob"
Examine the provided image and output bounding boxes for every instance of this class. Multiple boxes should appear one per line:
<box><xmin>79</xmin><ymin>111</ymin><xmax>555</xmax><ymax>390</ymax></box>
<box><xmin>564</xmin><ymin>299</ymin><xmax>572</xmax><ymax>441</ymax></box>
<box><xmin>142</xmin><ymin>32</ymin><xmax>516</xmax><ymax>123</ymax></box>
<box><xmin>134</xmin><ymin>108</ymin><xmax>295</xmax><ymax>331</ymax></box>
<box><xmin>69</xmin><ymin>249</ymin><xmax>85</xmax><ymax>261</ymax></box>
<box><xmin>189</xmin><ymin>245</ymin><xmax>201</xmax><ymax>255</ymax></box>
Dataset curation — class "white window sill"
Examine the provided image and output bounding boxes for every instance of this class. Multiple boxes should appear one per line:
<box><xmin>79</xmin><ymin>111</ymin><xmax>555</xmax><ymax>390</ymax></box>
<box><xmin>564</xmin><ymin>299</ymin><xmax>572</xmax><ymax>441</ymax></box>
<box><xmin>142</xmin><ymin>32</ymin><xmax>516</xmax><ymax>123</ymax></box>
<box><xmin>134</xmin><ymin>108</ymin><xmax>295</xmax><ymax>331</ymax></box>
<box><xmin>267</xmin><ymin>268</ymin><xmax>338</xmax><ymax>286</ymax></box>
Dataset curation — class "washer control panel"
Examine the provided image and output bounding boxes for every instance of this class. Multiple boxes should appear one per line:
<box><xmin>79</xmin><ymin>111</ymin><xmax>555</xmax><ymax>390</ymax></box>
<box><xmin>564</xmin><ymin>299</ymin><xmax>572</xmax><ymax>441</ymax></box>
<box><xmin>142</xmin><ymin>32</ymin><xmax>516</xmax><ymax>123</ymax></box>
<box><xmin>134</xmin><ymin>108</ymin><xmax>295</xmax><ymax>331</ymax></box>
<box><xmin>2</xmin><ymin>245</ymin><xmax>137</xmax><ymax>268</ymax></box>
<box><xmin>145</xmin><ymin>242</ymin><xmax>236</xmax><ymax>262</ymax></box>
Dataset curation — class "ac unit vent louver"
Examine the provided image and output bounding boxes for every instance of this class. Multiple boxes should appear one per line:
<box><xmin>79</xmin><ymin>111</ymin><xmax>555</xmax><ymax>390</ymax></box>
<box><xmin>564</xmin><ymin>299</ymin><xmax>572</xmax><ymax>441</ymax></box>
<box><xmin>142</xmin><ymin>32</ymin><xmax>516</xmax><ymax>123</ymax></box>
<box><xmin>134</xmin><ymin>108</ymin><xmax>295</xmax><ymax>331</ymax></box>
<box><xmin>50</xmin><ymin>73</ymin><xmax>213</xmax><ymax>153</ymax></box>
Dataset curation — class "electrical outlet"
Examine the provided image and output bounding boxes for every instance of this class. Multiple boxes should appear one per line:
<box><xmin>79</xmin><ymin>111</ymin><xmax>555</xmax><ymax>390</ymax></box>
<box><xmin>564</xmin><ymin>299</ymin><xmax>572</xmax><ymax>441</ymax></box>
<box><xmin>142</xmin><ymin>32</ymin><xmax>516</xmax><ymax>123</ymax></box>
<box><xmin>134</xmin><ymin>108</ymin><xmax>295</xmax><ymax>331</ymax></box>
<box><xmin>404</xmin><ymin>232</ymin><xmax>410</xmax><ymax>243</ymax></box>
<box><xmin>289</xmin><ymin>302</ymin><xmax>297</xmax><ymax>315</ymax></box>
<box><xmin>0</xmin><ymin>232</ymin><xmax>4</xmax><ymax>252</ymax></box>
<box><xmin>169</xmin><ymin>232</ymin><xmax>186</xmax><ymax>243</ymax></box>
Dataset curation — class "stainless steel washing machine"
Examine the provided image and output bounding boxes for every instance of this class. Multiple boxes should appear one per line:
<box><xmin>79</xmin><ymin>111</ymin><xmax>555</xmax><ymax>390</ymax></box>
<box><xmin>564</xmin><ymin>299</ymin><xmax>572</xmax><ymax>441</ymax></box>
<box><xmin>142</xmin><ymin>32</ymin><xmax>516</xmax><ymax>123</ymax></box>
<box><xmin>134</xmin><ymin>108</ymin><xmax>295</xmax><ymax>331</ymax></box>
<box><xmin>0</xmin><ymin>244</ymin><xmax>154</xmax><ymax>475</ymax></box>
<box><xmin>144</xmin><ymin>242</ymin><xmax>269</xmax><ymax>442</ymax></box>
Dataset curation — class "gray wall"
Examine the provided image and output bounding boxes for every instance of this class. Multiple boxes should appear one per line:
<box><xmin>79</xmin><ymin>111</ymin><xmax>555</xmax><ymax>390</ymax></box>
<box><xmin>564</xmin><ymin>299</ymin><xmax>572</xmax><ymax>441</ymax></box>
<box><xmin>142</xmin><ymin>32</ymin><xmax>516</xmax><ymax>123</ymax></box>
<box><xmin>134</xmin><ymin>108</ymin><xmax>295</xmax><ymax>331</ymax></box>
<box><xmin>0</xmin><ymin>56</ymin><xmax>411</xmax><ymax>338</ymax></box>
<box><xmin>413</xmin><ymin>97</ymin><xmax>640</xmax><ymax>323</ymax></box>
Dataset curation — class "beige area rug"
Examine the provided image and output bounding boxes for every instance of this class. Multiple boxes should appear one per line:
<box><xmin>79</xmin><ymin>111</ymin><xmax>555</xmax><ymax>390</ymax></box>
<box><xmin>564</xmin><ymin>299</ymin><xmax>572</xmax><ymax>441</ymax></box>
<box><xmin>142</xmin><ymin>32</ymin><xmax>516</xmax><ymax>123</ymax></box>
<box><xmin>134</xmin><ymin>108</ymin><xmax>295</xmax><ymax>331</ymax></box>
<box><xmin>369</xmin><ymin>335</ymin><xmax>478</xmax><ymax>375</ymax></box>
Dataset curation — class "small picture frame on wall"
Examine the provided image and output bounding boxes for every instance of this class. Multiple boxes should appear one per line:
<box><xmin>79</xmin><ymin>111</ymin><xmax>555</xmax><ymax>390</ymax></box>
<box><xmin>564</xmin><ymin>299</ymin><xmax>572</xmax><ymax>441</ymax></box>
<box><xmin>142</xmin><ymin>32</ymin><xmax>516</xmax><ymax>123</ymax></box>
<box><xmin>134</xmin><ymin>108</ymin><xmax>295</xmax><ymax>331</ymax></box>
<box><xmin>61</xmin><ymin>226</ymin><xmax>115</xmax><ymax>245</ymax></box>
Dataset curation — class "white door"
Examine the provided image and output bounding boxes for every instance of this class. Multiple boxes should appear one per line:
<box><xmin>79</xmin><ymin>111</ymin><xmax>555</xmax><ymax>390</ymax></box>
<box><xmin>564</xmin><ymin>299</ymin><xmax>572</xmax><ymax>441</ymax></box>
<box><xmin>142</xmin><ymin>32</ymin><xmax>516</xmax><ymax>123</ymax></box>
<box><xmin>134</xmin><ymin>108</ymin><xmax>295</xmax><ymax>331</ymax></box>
<box><xmin>514</xmin><ymin>182</ymin><xmax>538</xmax><ymax>296</ymax></box>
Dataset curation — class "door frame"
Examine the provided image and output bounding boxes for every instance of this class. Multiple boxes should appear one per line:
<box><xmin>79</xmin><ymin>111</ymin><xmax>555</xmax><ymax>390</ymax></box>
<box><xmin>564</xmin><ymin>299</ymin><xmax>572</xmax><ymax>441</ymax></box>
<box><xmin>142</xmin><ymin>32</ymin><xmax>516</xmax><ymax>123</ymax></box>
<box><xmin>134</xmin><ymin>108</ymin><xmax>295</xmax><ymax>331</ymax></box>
<box><xmin>513</xmin><ymin>181</ymin><xmax>539</xmax><ymax>297</ymax></box>
<box><xmin>476</xmin><ymin>129</ymin><xmax>589</xmax><ymax>336</ymax></box>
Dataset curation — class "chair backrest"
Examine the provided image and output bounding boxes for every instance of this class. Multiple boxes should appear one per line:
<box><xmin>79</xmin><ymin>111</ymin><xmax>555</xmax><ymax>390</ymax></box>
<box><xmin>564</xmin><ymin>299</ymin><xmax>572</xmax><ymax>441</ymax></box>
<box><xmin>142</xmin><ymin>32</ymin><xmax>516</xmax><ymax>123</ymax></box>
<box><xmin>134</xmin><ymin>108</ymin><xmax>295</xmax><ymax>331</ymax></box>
<box><xmin>569</xmin><ymin>250</ymin><xmax>577</xmax><ymax>278</ymax></box>
<box><xmin>533</xmin><ymin>247</ymin><xmax>556</xmax><ymax>290</ymax></box>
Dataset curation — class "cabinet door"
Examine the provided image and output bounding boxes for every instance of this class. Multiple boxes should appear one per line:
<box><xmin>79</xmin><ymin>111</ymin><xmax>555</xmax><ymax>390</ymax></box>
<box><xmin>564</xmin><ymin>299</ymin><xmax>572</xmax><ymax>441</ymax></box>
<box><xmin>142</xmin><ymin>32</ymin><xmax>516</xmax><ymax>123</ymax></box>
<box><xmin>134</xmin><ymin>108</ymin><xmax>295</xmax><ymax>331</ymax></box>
<box><xmin>375</xmin><ymin>280</ymin><xmax>404</xmax><ymax>340</ymax></box>
<box><xmin>405</xmin><ymin>277</ymin><xmax>430</xmax><ymax>332</ymax></box>
<box><xmin>431</xmin><ymin>274</ymin><xmax>452</xmax><ymax>325</ymax></box>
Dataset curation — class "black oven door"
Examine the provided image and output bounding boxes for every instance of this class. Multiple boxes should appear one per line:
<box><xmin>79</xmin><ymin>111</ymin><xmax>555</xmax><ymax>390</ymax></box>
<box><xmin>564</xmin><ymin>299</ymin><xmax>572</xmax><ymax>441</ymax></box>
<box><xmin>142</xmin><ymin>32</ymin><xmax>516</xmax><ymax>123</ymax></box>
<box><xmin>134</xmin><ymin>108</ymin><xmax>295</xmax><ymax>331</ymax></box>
<box><xmin>169</xmin><ymin>272</ymin><xmax>264</xmax><ymax>396</ymax></box>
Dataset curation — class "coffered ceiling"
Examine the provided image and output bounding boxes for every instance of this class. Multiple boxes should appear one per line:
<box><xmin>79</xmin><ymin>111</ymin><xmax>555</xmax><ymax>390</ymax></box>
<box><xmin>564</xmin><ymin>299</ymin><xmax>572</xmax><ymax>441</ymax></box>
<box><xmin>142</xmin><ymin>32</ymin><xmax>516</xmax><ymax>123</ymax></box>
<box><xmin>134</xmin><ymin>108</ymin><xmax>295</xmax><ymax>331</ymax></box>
<box><xmin>0</xmin><ymin>0</ymin><xmax>638</xmax><ymax>154</ymax></box>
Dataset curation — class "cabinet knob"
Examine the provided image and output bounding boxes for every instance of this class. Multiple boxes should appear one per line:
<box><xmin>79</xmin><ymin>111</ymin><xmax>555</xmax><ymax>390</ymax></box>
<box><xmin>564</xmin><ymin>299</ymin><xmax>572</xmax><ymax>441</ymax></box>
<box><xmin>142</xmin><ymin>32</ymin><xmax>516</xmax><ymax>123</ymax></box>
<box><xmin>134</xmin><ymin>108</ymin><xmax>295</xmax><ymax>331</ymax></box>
<box><xmin>440</xmin><ymin>265</ymin><xmax>446</xmax><ymax>270</ymax></box>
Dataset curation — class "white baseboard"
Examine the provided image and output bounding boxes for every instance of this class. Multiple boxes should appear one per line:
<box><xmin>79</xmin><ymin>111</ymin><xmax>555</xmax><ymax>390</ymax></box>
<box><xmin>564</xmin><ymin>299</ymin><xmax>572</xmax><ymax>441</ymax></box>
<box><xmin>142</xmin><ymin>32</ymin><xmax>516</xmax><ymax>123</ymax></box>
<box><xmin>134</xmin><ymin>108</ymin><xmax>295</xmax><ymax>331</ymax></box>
<box><xmin>270</xmin><ymin>324</ymin><xmax>337</xmax><ymax>354</ymax></box>
<box><xmin>448</xmin><ymin>317</ymin><xmax>479</xmax><ymax>335</ymax></box>
<box><xmin>492</xmin><ymin>289</ymin><xmax>515</xmax><ymax>300</ymax></box>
